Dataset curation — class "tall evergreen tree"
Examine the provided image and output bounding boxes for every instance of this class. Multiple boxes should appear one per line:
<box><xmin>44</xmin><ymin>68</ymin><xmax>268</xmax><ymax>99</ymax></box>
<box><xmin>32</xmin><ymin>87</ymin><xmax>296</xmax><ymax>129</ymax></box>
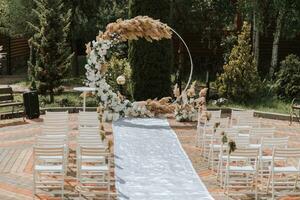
<box><xmin>28</xmin><ymin>0</ymin><xmax>73</xmax><ymax>102</ymax></box>
<box><xmin>128</xmin><ymin>0</ymin><xmax>173</xmax><ymax>100</ymax></box>
<box><xmin>216</xmin><ymin>22</ymin><xmax>261</xmax><ymax>102</ymax></box>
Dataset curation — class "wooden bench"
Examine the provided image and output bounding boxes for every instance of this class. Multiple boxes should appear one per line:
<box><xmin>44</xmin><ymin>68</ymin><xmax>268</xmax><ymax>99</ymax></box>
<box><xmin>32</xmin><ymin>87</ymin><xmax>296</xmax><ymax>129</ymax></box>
<box><xmin>290</xmin><ymin>98</ymin><xmax>300</xmax><ymax>125</ymax></box>
<box><xmin>0</xmin><ymin>87</ymin><xmax>24</xmax><ymax>120</ymax></box>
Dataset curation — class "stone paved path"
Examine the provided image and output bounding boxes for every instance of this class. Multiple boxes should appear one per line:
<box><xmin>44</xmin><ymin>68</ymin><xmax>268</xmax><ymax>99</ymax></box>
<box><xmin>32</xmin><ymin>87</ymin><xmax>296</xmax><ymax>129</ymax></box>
<box><xmin>169</xmin><ymin>118</ymin><xmax>300</xmax><ymax>200</ymax></box>
<box><xmin>0</xmin><ymin>115</ymin><xmax>299</xmax><ymax>199</ymax></box>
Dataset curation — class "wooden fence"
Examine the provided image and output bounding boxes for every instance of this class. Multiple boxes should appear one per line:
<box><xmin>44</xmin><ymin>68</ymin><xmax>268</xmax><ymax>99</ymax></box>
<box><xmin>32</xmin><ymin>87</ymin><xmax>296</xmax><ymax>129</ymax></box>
<box><xmin>0</xmin><ymin>36</ymin><xmax>29</xmax><ymax>75</ymax></box>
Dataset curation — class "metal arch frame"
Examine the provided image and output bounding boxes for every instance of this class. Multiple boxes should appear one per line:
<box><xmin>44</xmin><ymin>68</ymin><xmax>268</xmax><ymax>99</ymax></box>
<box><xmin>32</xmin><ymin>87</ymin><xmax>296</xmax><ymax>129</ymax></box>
<box><xmin>170</xmin><ymin>27</ymin><xmax>194</xmax><ymax>93</ymax></box>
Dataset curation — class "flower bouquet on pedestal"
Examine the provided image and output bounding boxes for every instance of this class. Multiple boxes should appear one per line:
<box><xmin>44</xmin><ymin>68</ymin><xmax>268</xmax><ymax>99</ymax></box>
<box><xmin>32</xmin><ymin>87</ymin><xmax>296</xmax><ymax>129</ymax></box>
<box><xmin>174</xmin><ymin>81</ymin><xmax>199</xmax><ymax>122</ymax></box>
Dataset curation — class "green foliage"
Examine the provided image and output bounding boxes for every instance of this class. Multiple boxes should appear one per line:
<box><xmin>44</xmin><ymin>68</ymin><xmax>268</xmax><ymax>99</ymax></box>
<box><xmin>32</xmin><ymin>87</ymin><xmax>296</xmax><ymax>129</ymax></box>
<box><xmin>0</xmin><ymin>0</ymin><xmax>35</xmax><ymax>36</ymax></box>
<box><xmin>106</xmin><ymin>56</ymin><xmax>133</xmax><ymax>99</ymax></box>
<box><xmin>220</xmin><ymin>34</ymin><xmax>237</xmax><ymax>63</ymax></box>
<box><xmin>65</xmin><ymin>0</ymin><xmax>128</xmax><ymax>42</ymax></box>
<box><xmin>272</xmin><ymin>0</ymin><xmax>300</xmax><ymax>39</ymax></box>
<box><xmin>172</xmin><ymin>0</ymin><xmax>235</xmax><ymax>81</ymax></box>
<box><xmin>216</xmin><ymin>22</ymin><xmax>261</xmax><ymax>102</ymax></box>
<box><xmin>272</xmin><ymin>54</ymin><xmax>300</xmax><ymax>99</ymax></box>
<box><xmin>128</xmin><ymin>0</ymin><xmax>172</xmax><ymax>100</ymax></box>
<box><xmin>28</xmin><ymin>0</ymin><xmax>74</xmax><ymax>102</ymax></box>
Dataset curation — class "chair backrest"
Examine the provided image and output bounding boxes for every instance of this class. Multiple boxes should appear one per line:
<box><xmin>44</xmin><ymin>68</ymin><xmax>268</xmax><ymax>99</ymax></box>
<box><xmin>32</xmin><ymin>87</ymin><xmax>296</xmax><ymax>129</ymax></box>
<box><xmin>273</xmin><ymin>148</ymin><xmax>300</xmax><ymax>159</ymax></box>
<box><xmin>227</xmin><ymin>148</ymin><xmax>259</xmax><ymax>165</ymax></box>
<box><xmin>260</xmin><ymin>137</ymin><xmax>289</xmax><ymax>157</ymax></box>
<box><xmin>235</xmin><ymin>135</ymin><xmax>250</xmax><ymax>148</ymax></box>
<box><xmin>77</xmin><ymin>135</ymin><xmax>105</xmax><ymax>147</ymax></box>
<box><xmin>250</xmin><ymin>127</ymin><xmax>275</xmax><ymax>142</ymax></box>
<box><xmin>209</xmin><ymin>110</ymin><xmax>222</xmax><ymax>119</ymax></box>
<box><xmin>230</xmin><ymin>147</ymin><xmax>259</xmax><ymax>157</ymax></box>
<box><xmin>205</xmin><ymin>117</ymin><xmax>229</xmax><ymax>129</ymax></box>
<box><xmin>79</xmin><ymin>146</ymin><xmax>109</xmax><ymax>160</ymax></box>
<box><xmin>41</xmin><ymin>125</ymin><xmax>68</xmax><ymax>135</ymax></box>
<box><xmin>231</xmin><ymin>110</ymin><xmax>254</xmax><ymax>125</ymax></box>
<box><xmin>34</xmin><ymin>146</ymin><xmax>65</xmax><ymax>158</ymax></box>
<box><xmin>236</xmin><ymin>117</ymin><xmax>261</xmax><ymax>128</ymax></box>
<box><xmin>45</xmin><ymin>111</ymin><xmax>68</xmax><ymax>119</ymax></box>
<box><xmin>79</xmin><ymin>126</ymin><xmax>99</xmax><ymax>136</ymax></box>
<box><xmin>35</xmin><ymin>135</ymin><xmax>67</xmax><ymax>146</ymax></box>
<box><xmin>261</xmin><ymin>137</ymin><xmax>289</xmax><ymax>148</ymax></box>
<box><xmin>215</xmin><ymin>128</ymin><xmax>239</xmax><ymax>140</ymax></box>
<box><xmin>44</xmin><ymin>111</ymin><xmax>69</xmax><ymax>126</ymax></box>
<box><xmin>78</xmin><ymin>111</ymin><xmax>99</xmax><ymax>127</ymax></box>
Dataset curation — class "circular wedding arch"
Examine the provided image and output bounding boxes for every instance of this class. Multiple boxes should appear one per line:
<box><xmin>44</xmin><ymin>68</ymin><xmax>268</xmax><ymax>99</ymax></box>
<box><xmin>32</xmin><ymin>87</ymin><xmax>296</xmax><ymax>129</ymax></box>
<box><xmin>85</xmin><ymin>16</ymin><xmax>194</xmax><ymax>115</ymax></box>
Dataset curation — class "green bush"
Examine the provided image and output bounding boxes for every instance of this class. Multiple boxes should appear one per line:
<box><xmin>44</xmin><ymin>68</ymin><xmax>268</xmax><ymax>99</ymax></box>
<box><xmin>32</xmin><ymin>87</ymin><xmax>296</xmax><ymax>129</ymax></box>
<box><xmin>272</xmin><ymin>54</ymin><xmax>300</xmax><ymax>99</ymax></box>
<box><xmin>128</xmin><ymin>0</ymin><xmax>172</xmax><ymax>100</ymax></box>
<box><xmin>106</xmin><ymin>56</ymin><xmax>133</xmax><ymax>99</ymax></box>
<box><xmin>216</xmin><ymin>22</ymin><xmax>261</xmax><ymax>102</ymax></box>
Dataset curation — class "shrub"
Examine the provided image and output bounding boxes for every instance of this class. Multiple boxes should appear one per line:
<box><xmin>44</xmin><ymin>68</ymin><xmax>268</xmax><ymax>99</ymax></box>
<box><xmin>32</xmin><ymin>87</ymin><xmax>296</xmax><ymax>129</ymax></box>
<box><xmin>106</xmin><ymin>56</ymin><xmax>133</xmax><ymax>99</ymax></box>
<box><xmin>216</xmin><ymin>22</ymin><xmax>261</xmax><ymax>102</ymax></box>
<box><xmin>272</xmin><ymin>54</ymin><xmax>300</xmax><ymax>99</ymax></box>
<box><xmin>128</xmin><ymin>0</ymin><xmax>172</xmax><ymax>100</ymax></box>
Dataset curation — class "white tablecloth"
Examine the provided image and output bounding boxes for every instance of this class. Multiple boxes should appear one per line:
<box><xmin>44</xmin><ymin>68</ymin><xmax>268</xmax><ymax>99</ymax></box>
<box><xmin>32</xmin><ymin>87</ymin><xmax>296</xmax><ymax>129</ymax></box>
<box><xmin>113</xmin><ymin>118</ymin><xmax>214</xmax><ymax>200</ymax></box>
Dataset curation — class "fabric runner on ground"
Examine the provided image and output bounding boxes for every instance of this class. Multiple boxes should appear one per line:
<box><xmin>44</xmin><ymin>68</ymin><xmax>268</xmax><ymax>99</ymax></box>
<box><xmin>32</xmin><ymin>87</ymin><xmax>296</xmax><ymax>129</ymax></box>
<box><xmin>113</xmin><ymin>118</ymin><xmax>214</xmax><ymax>200</ymax></box>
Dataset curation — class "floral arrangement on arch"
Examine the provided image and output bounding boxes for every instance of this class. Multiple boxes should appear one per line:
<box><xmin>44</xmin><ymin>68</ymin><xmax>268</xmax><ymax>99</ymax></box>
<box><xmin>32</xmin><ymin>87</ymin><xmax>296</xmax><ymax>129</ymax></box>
<box><xmin>84</xmin><ymin>16</ymin><xmax>173</xmax><ymax>119</ymax></box>
<box><xmin>174</xmin><ymin>81</ymin><xmax>201</xmax><ymax>122</ymax></box>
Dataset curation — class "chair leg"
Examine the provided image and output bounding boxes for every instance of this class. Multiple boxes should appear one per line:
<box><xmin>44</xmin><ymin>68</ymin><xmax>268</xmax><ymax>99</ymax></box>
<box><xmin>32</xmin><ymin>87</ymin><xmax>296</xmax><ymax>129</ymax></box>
<box><xmin>255</xmin><ymin>172</ymin><xmax>258</xmax><ymax>200</ymax></box>
<box><xmin>272</xmin><ymin>172</ymin><xmax>274</xmax><ymax>200</ymax></box>
<box><xmin>61</xmin><ymin>173</ymin><xmax>64</xmax><ymax>199</ymax></box>
<box><xmin>33</xmin><ymin>171</ymin><xmax>36</xmax><ymax>200</ymax></box>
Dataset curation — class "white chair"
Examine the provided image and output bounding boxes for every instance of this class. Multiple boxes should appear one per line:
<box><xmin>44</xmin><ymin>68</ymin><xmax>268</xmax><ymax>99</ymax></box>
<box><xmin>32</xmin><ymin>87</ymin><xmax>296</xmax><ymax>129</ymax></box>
<box><xmin>235</xmin><ymin>134</ymin><xmax>250</xmax><ymax>148</ymax></box>
<box><xmin>78</xmin><ymin>111</ymin><xmax>100</xmax><ymax>127</ymax></box>
<box><xmin>43</xmin><ymin>111</ymin><xmax>69</xmax><ymax>134</ymax></box>
<box><xmin>197</xmin><ymin>110</ymin><xmax>221</xmax><ymax>126</ymax></box>
<box><xmin>33</xmin><ymin>146</ymin><xmax>65</xmax><ymax>199</ymax></box>
<box><xmin>249</xmin><ymin>127</ymin><xmax>275</xmax><ymax>147</ymax></box>
<box><xmin>208</xmin><ymin>131</ymin><xmax>227</xmax><ymax>171</ymax></box>
<box><xmin>267</xmin><ymin>148</ymin><xmax>300</xmax><ymax>199</ymax></box>
<box><xmin>231</xmin><ymin>110</ymin><xmax>254</xmax><ymax>126</ymax></box>
<box><xmin>209</xmin><ymin>110</ymin><xmax>222</xmax><ymax>118</ymax></box>
<box><xmin>198</xmin><ymin>117</ymin><xmax>229</xmax><ymax>149</ymax></box>
<box><xmin>259</xmin><ymin>137</ymin><xmax>289</xmax><ymax>188</ymax></box>
<box><xmin>35</xmin><ymin>135</ymin><xmax>69</xmax><ymax>169</ymax></box>
<box><xmin>225</xmin><ymin>148</ymin><xmax>259</xmax><ymax>200</ymax></box>
<box><xmin>77</xmin><ymin>146</ymin><xmax>111</xmax><ymax>199</ymax></box>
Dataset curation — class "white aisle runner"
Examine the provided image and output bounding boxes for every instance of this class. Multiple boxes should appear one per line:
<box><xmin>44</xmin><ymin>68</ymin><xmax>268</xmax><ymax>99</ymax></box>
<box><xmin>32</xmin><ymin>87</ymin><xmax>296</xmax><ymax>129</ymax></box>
<box><xmin>113</xmin><ymin>118</ymin><xmax>214</xmax><ymax>200</ymax></box>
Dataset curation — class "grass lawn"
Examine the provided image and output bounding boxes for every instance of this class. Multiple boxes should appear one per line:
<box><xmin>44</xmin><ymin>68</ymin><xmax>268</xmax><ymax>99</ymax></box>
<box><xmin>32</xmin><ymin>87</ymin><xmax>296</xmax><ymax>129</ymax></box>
<box><xmin>209</xmin><ymin>96</ymin><xmax>291</xmax><ymax>114</ymax></box>
<box><xmin>0</xmin><ymin>77</ymin><xmax>292</xmax><ymax>115</ymax></box>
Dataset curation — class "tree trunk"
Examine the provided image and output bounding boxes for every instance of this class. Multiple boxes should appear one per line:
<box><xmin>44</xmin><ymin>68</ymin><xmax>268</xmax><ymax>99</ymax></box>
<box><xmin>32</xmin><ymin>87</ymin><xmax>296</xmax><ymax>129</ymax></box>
<box><xmin>49</xmin><ymin>92</ymin><xmax>54</xmax><ymax>103</ymax></box>
<box><xmin>72</xmin><ymin>40</ymin><xmax>79</xmax><ymax>76</ymax></box>
<box><xmin>252</xmin><ymin>7</ymin><xmax>260</xmax><ymax>68</ymax></box>
<box><xmin>270</xmin><ymin>10</ymin><xmax>284</xmax><ymax>78</ymax></box>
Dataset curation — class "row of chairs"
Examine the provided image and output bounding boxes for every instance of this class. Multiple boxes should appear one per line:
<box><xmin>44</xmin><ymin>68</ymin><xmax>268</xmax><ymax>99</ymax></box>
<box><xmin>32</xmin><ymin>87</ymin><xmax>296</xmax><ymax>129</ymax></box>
<box><xmin>197</xmin><ymin>110</ymin><xmax>300</xmax><ymax>199</ymax></box>
<box><xmin>33</xmin><ymin>111</ymin><xmax>111</xmax><ymax>199</ymax></box>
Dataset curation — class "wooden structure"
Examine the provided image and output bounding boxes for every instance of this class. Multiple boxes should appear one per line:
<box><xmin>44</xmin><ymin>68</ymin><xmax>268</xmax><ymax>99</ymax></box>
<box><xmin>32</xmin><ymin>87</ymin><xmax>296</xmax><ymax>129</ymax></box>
<box><xmin>0</xmin><ymin>36</ymin><xmax>29</xmax><ymax>75</ymax></box>
<box><xmin>0</xmin><ymin>86</ymin><xmax>24</xmax><ymax>119</ymax></box>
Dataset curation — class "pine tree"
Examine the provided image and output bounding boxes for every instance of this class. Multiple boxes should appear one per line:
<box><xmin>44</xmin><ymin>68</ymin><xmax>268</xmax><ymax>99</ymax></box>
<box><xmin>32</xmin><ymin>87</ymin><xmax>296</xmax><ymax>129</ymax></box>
<box><xmin>128</xmin><ymin>0</ymin><xmax>173</xmax><ymax>100</ymax></box>
<box><xmin>28</xmin><ymin>0</ymin><xmax>73</xmax><ymax>102</ymax></box>
<box><xmin>216</xmin><ymin>22</ymin><xmax>261</xmax><ymax>102</ymax></box>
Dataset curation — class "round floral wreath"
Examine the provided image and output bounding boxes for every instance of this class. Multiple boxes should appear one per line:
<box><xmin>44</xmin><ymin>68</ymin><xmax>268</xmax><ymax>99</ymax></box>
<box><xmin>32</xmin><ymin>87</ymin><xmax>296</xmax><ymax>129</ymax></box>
<box><xmin>85</xmin><ymin>16</ymin><xmax>193</xmax><ymax>117</ymax></box>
